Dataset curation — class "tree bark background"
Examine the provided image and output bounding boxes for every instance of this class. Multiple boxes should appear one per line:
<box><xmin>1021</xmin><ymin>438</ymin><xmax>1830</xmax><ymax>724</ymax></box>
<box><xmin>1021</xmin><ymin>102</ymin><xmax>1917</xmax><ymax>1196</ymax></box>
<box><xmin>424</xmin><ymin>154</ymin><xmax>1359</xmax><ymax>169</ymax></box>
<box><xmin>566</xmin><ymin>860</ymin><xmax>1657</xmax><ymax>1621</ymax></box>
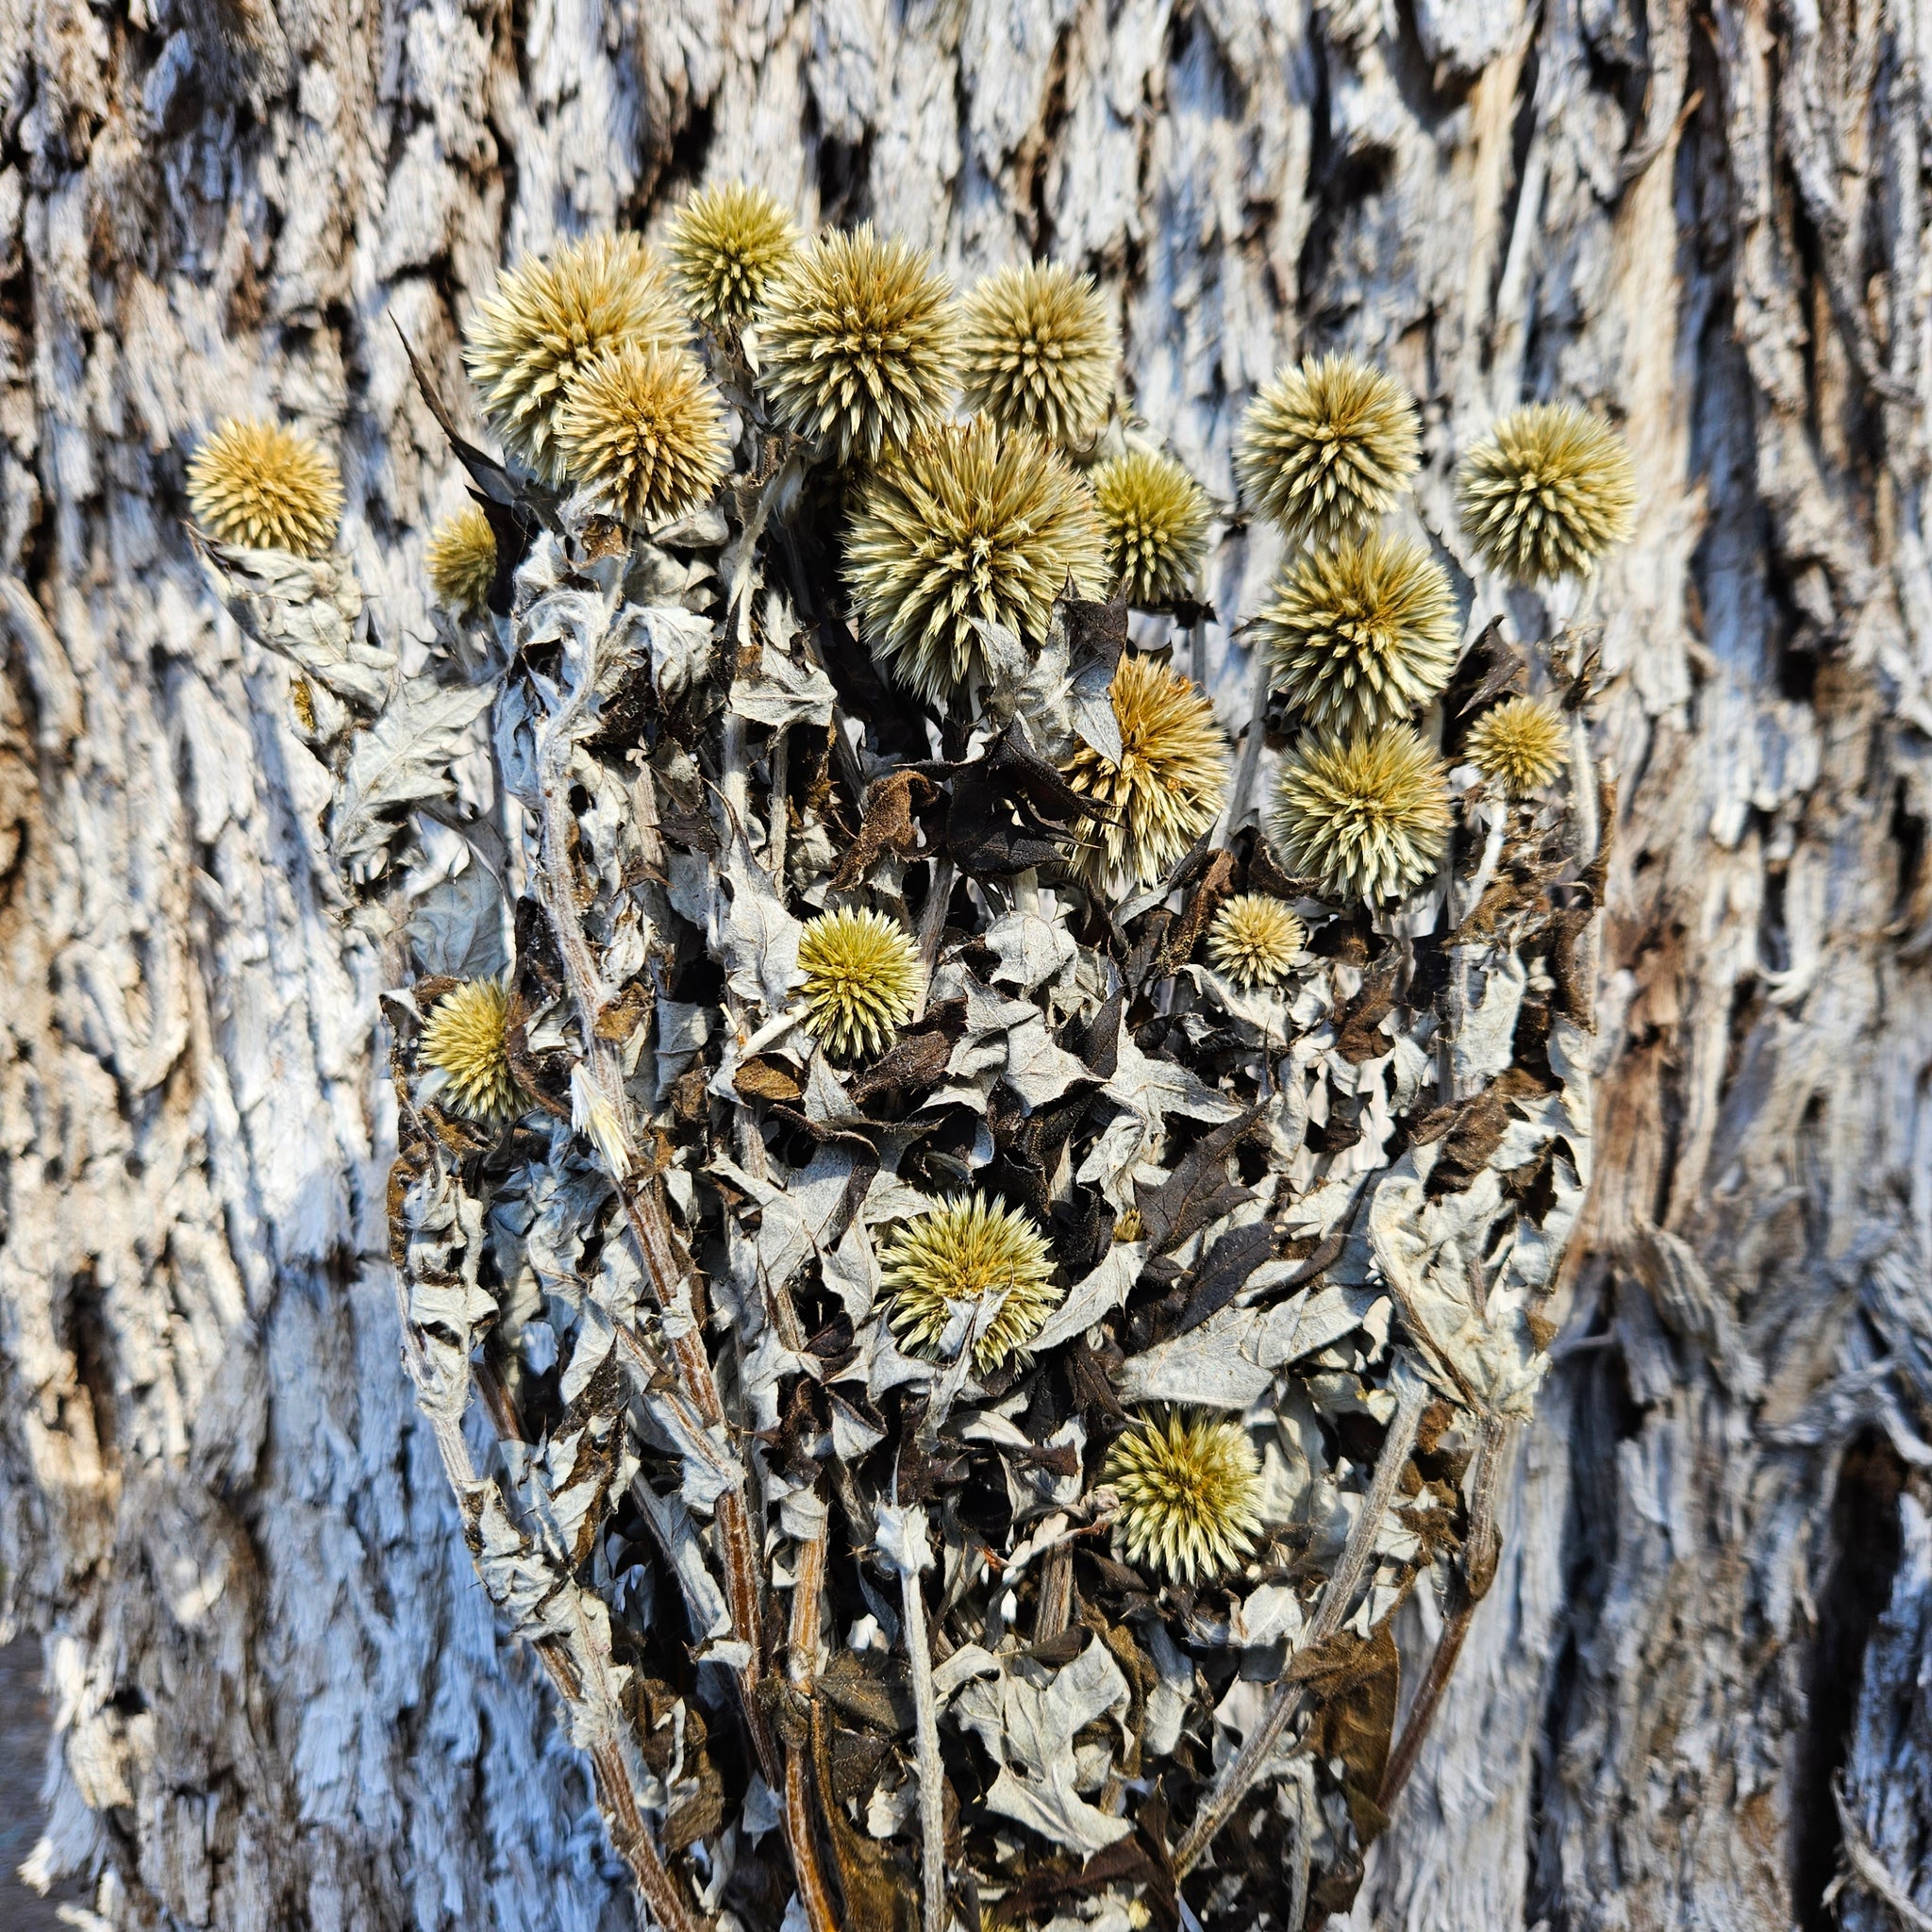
<box><xmin>0</xmin><ymin>0</ymin><xmax>1928</xmax><ymax>1924</ymax></box>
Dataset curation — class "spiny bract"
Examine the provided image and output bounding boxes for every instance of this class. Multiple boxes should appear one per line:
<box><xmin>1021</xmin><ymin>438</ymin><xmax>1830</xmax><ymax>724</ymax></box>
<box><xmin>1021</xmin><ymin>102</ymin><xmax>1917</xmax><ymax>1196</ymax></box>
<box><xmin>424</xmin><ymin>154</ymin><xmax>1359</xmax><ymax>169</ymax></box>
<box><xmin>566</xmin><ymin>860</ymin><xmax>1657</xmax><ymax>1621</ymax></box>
<box><xmin>1257</xmin><ymin>531</ymin><xmax>1459</xmax><ymax>736</ymax></box>
<box><xmin>884</xmin><ymin>1195</ymin><xmax>1061</xmax><ymax>1374</ymax></box>
<box><xmin>667</xmin><ymin>182</ymin><xmax>799</xmax><ymax>332</ymax></box>
<box><xmin>553</xmin><ymin>341</ymin><xmax>729</xmax><ymax>527</ymax></box>
<box><xmin>958</xmin><ymin>261</ymin><xmax>1117</xmax><ymax>448</ymax></box>
<box><xmin>1106</xmin><ymin>1409</ymin><xmax>1265</xmax><ymax>1586</ymax></box>
<box><xmin>419</xmin><ymin>979</ymin><xmax>525</xmax><ymax>1127</ymax></box>
<box><xmin>1207</xmin><ymin>893</ymin><xmax>1307</xmax><ymax>987</ymax></box>
<box><xmin>755</xmin><ymin>225</ymin><xmax>958</xmax><ymax>463</ymax></box>
<box><xmin>1464</xmin><ymin>694</ymin><xmax>1568</xmax><ymax>795</ymax></box>
<box><xmin>797</xmin><ymin>908</ymin><xmax>923</xmax><ymax>1058</ymax></box>
<box><xmin>845</xmin><ymin>415</ymin><xmax>1108</xmax><ymax>705</ymax></box>
<box><xmin>1063</xmin><ymin>653</ymin><xmax>1229</xmax><ymax>896</ymax></box>
<box><xmin>1092</xmin><ymin>449</ymin><xmax>1212</xmax><ymax>607</ymax></box>
<box><xmin>187</xmin><ymin>419</ymin><xmax>344</xmax><ymax>558</ymax></box>
<box><xmin>1457</xmin><ymin>402</ymin><xmax>1637</xmax><ymax>583</ymax></box>
<box><xmin>426</xmin><ymin>505</ymin><xmax>498</xmax><ymax>615</ymax></box>
<box><xmin>463</xmin><ymin>232</ymin><xmax>684</xmax><ymax>482</ymax></box>
<box><xmin>1235</xmin><ymin>354</ymin><xmax>1422</xmax><ymax>546</ymax></box>
<box><xmin>1271</xmin><ymin>723</ymin><xmax>1451</xmax><ymax>905</ymax></box>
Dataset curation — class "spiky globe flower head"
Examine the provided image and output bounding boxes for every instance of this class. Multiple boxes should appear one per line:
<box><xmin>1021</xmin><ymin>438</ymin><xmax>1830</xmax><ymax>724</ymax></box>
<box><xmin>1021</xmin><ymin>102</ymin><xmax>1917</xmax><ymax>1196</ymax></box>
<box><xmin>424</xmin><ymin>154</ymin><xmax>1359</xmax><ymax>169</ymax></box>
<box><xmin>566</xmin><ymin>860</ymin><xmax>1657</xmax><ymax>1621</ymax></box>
<box><xmin>1235</xmin><ymin>354</ymin><xmax>1422</xmax><ymax>545</ymax></box>
<box><xmin>1257</xmin><ymin>531</ymin><xmax>1459</xmax><ymax>735</ymax></box>
<box><xmin>463</xmin><ymin>233</ymin><xmax>685</xmax><ymax>482</ymax></box>
<box><xmin>796</xmin><ymin>908</ymin><xmax>924</xmax><ymax>1058</ymax></box>
<box><xmin>1206</xmin><ymin>893</ymin><xmax>1307</xmax><ymax>987</ymax></box>
<box><xmin>419</xmin><ymin>978</ymin><xmax>525</xmax><ymax>1126</ymax></box>
<box><xmin>755</xmin><ymin>225</ymin><xmax>958</xmax><ymax>463</ymax></box>
<box><xmin>1271</xmin><ymin>724</ymin><xmax>1450</xmax><ymax>905</ymax></box>
<box><xmin>187</xmin><ymin>419</ymin><xmax>343</xmax><ymax>558</ymax></box>
<box><xmin>1091</xmin><ymin>450</ymin><xmax>1212</xmax><ymax>607</ymax></box>
<box><xmin>426</xmin><ymin>505</ymin><xmax>498</xmax><ymax>615</ymax></box>
<box><xmin>958</xmin><ymin>262</ymin><xmax>1117</xmax><ymax>448</ymax></box>
<box><xmin>1061</xmin><ymin>653</ymin><xmax>1229</xmax><ymax>896</ymax></box>
<box><xmin>1105</xmin><ymin>1409</ymin><xmax>1265</xmax><ymax>1586</ymax></box>
<box><xmin>552</xmin><ymin>341</ymin><xmax>729</xmax><ymax>526</ymax></box>
<box><xmin>1464</xmin><ymin>694</ymin><xmax>1568</xmax><ymax>796</ymax></box>
<box><xmin>845</xmin><ymin>416</ymin><xmax>1108</xmax><ymax>705</ymax></box>
<box><xmin>1457</xmin><ymin>402</ymin><xmax>1637</xmax><ymax>583</ymax></box>
<box><xmin>666</xmin><ymin>182</ymin><xmax>799</xmax><ymax>332</ymax></box>
<box><xmin>884</xmin><ymin>1195</ymin><xmax>1061</xmax><ymax>1374</ymax></box>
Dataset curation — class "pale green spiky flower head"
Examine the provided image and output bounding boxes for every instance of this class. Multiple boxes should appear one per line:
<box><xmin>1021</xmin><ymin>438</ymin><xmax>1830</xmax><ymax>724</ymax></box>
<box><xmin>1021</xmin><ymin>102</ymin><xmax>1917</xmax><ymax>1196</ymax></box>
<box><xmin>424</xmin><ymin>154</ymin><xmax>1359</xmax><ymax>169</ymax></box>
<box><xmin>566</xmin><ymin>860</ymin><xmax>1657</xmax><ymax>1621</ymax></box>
<box><xmin>463</xmin><ymin>233</ymin><xmax>685</xmax><ymax>482</ymax></box>
<box><xmin>1464</xmin><ymin>694</ymin><xmax>1567</xmax><ymax>795</ymax></box>
<box><xmin>958</xmin><ymin>261</ymin><xmax>1117</xmax><ymax>448</ymax></box>
<box><xmin>845</xmin><ymin>415</ymin><xmax>1108</xmax><ymax>705</ymax></box>
<box><xmin>1092</xmin><ymin>449</ymin><xmax>1212</xmax><ymax>607</ymax></box>
<box><xmin>885</xmin><ymin>1194</ymin><xmax>1062</xmax><ymax>1374</ymax></box>
<box><xmin>553</xmin><ymin>341</ymin><xmax>729</xmax><ymax>527</ymax></box>
<box><xmin>1062</xmin><ymin>653</ymin><xmax>1229</xmax><ymax>897</ymax></box>
<box><xmin>1206</xmin><ymin>893</ymin><xmax>1307</xmax><ymax>987</ymax></box>
<box><xmin>1457</xmin><ymin>402</ymin><xmax>1637</xmax><ymax>584</ymax></box>
<box><xmin>667</xmin><ymin>182</ymin><xmax>799</xmax><ymax>332</ymax></box>
<box><xmin>188</xmin><ymin>418</ymin><xmax>344</xmax><ymax>558</ymax></box>
<box><xmin>426</xmin><ymin>505</ymin><xmax>497</xmax><ymax>615</ymax></box>
<box><xmin>1106</xmin><ymin>1408</ymin><xmax>1265</xmax><ymax>1586</ymax></box>
<box><xmin>1257</xmin><ymin>531</ymin><xmax>1459</xmax><ymax>736</ymax></box>
<box><xmin>419</xmin><ymin>979</ymin><xmax>525</xmax><ymax>1126</ymax></box>
<box><xmin>1235</xmin><ymin>354</ymin><xmax>1422</xmax><ymax>546</ymax></box>
<box><xmin>797</xmin><ymin>908</ymin><xmax>924</xmax><ymax>1058</ymax></box>
<box><xmin>755</xmin><ymin>225</ymin><xmax>958</xmax><ymax>463</ymax></box>
<box><xmin>1270</xmin><ymin>723</ymin><xmax>1451</xmax><ymax>905</ymax></box>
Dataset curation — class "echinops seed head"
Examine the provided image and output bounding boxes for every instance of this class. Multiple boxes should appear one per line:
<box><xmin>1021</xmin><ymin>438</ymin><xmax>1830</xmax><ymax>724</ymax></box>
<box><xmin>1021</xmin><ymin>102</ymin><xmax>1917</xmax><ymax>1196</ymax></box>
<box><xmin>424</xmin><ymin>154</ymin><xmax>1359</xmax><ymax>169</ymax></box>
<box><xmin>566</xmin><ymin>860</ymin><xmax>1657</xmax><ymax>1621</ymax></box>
<box><xmin>419</xmin><ymin>979</ymin><xmax>525</xmax><ymax>1127</ymax></box>
<box><xmin>844</xmin><ymin>415</ymin><xmax>1108</xmax><ymax>705</ymax></box>
<box><xmin>553</xmin><ymin>341</ymin><xmax>729</xmax><ymax>527</ymax></box>
<box><xmin>1235</xmin><ymin>354</ymin><xmax>1422</xmax><ymax>546</ymax></box>
<box><xmin>797</xmin><ymin>908</ymin><xmax>924</xmax><ymax>1058</ymax></box>
<box><xmin>755</xmin><ymin>225</ymin><xmax>958</xmax><ymax>463</ymax></box>
<box><xmin>187</xmin><ymin>419</ymin><xmax>344</xmax><ymax>558</ymax></box>
<box><xmin>1257</xmin><ymin>531</ymin><xmax>1459</xmax><ymax>736</ymax></box>
<box><xmin>1271</xmin><ymin>723</ymin><xmax>1451</xmax><ymax>905</ymax></box>
<box><xmin>1206</xmin><ymin>893</ymin><xmax>1307</xmax><ymax>987</ymax></box>
<box><xmin>667</xmin><ymin>182</ymin><xmax>799</xmax><ymax>332</ymax></box>
<box><xmin>1062</xmin><ymin>654</ymin><xmax>1229</xmax><ymax>898</ymax></box>
<box><xmin>426</xmin><ymin>505</ymin><xmax>498</xmax><ymax>615</ymax></box>
<box><xmin>1464</xmin><ymin>694</ymin><xmax>1568</xmax><ymax>795</ymax></box>
<box><xmin>1106</xmin><ymin>1409</ymin><xmax>1265</xmax><ymax>1586</ymax></box>
<box><xmin>1457</xmin><ymin>402</ymin><xmax>1636</xmax><ymax>584</ymax></box>
<box><xmin>884</xmin><ymin>1195</ymin><xmax>1061</xmax><ymax>1374</ymax></box>
<box><xmin>463</xmin><ymin>233</ymin><xmax>685</xmax><ymax>482</ymax></box>
<box><xmin>1091</xmin><ymin>450</ymin><xmax>1212</xmax><ymax>607</ymax></box>
<box><xmin>958</xmin><ymin>262</ymin><xmax>1117</xmax><ymax>448</ymax></box>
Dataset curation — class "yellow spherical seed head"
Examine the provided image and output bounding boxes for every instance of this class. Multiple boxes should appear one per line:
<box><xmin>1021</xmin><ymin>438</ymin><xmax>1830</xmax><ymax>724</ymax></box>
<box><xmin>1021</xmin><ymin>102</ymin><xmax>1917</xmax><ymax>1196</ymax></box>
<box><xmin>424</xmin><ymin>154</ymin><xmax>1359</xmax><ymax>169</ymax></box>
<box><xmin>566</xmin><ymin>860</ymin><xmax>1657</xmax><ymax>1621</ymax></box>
<box><xmin>1457</xmin><ymin>402</ymin><xmax>1637</xmax><ymax>584</ymax></box>
<box><xmin>884</xmin><ymin>1194</ymin><xmax>1061</xmax><ymax>1374</ymax></box>
<box><xmin>1091</xmin><ymin>449</ymin><xmax>1212</xmax><ymax>607</ymax></box>
<box><xmin>1464</xmin><ymin>694</ymin><xmax>1568</xmax><ymax>795</ymax></box>
<box><xmin>1270</xmin><ymin>723</ymin><xmax>1451</xmax><ymax>906</ymax></box>
<box><xmin>553</xmin><ymin>341</ymin><xmax>729</xmax><ymax>527</ymax></box>
<box><xmin>419</xmin><ymin>978</ymin><xmax>525</xmax><ymax>1126</ymax></box>
<box><xmin>1061</xmin><ymin>654</ymin><xmax>1229</xmax><ymax>898</ymax></box>
<box><xmin>797</xmin><ymin>908</ymin><xmax>924</xmax><ymax>1058</ymax></box>
<box><xmin>187</xmin><ymin>419</ymin><xmax>344</xmax><ymax>558</ymax></box>
<box><xmin>1206</xmin><ymin>893</ymin><xmax>1307</xmax><ymax>987</ymax></box>
<box><xmin>426</xmin><ymin>505</ymin><xmax>498</xmax><ymax>615</ymax></box>
<box><xmin>958</xmin><ymin>262</ymin><xmax>1117</xmax><ymax>448</ymax></box>
<box><xmin>667</xmin><ymin>182</ymin><xmax>800</xmax><ymax>331</ymax></box>
<box><xmin>1106</xmin><ymin>1409</ymin><xmax>1265</xmax><ymax>1586</ymax></box>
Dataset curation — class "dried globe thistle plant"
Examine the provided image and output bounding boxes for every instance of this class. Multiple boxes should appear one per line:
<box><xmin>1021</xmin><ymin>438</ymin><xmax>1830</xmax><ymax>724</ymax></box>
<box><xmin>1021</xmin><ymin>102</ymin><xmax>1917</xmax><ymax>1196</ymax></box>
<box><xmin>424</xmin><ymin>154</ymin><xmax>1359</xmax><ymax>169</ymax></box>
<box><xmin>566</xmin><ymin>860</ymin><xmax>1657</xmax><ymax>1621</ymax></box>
<box><xmin>1257</xmin><ymin>531</ymin><xmax>1459</xmax><ymax>735</ymax></box>
<box><xmin>1106</xmin><ymin>1409</ymin><xmax>1265</xmax><ymax>1586</ymax></box>
<box><xmin>884</xmin><ymin>1195</ymin><xmax>1061</xmax><ymax>1374</ymax></box>
<box><xmin>553</xmin><ymin>342</ymin><xmax>729</xmax><ymax>527</ymax></box>
<box><xmin>418</xmin><ymin>979</ymin><xmax>525</xmax><ymax>1127</ymax></box>
<box><xmin>755</xmin><ymin>225</ymin><xmax>958</xmax><ymax>462</ymax></box>
<box><xmin>1271</xmin><ymin>723</ymin><xmax>1451</xmax><ymax>905</ymax></box>
<box><xmin>1092</xmin><ymin>449</ymin><xmax>1212</xmax><ymax>607</ymax></box>
<box><xmin>958</xmin><ymin>261</ymin><xmax>1117</xmax><ymax>448</ymax></box>
<box><xmin>1062</xmin><ymin>653</ymin><xmax>1229</xmax><ymax>895</ymax></box>
<box><xmin>187</xmin><ymin>418</ymin><xmax>344</xmax><ymax>558</ymax></box>
<box><xmin>845</xmin><ymin>416</ymin><xmax>1107</xmax><ymax>704</ymax></box>
<box><xmin>463</xmin><ymin>232</ymin><xmax>684</xmax><ymax>482</ymax></box>
<box><xmin>797</xmin><ymin>908</ymin><xmax>923</xmax><ymax>1058</ymax></box>
<box><xmin>1235</xmin><ymin>353</ymin><xmax>1422</xmax><ymax>546</ymax></box>
<box><xmin>1206</xmin><ymin>893</ymin><xmax>1307</xmax><ymax>987</ymax></box>
<box><xmin>667</xmin><ymin>182</ymin><xmax>799</xmax><ymax>333</ymax></box>
<box><xmin>1464</xmin><ymin>694</ymin><xmax>1567</xmax><ymax>795</ymax></box>
<box><xmin>1457</xmin><ymin>401</ymin><xmax>1637</xmax><ymax>583</ymax></box>
<box><xmin>426</xmin><ymin>504</ymin><xmax>498</xmax><ymax>615</ymax></box>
